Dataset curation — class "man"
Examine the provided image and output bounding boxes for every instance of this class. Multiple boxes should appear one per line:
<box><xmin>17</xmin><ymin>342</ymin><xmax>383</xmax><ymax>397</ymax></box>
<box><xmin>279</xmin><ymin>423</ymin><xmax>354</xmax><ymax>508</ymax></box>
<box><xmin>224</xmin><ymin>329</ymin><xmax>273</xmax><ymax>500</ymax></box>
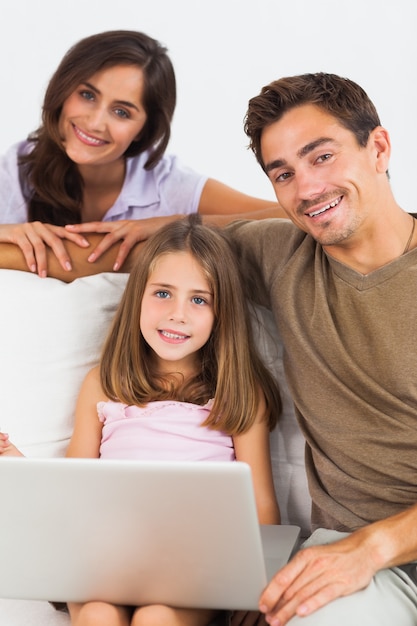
<box><xmin>226</xmin><ymin>72</ymin><xmax>417</xmax><ymax>625</ymax></box>
<box><xmin>2</xmin><ymin>72</ymin><xmax>417</xmax><ymax>626</ymax></box>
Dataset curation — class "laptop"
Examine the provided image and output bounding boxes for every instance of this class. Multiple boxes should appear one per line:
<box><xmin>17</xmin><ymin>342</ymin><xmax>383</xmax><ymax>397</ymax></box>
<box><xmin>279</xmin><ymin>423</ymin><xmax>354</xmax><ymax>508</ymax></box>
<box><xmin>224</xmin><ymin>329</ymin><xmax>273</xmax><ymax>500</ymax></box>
<box><xmin>0</xmin><ymin>458</ymin><xmax>300</xmax><ymax>610</ymax></box>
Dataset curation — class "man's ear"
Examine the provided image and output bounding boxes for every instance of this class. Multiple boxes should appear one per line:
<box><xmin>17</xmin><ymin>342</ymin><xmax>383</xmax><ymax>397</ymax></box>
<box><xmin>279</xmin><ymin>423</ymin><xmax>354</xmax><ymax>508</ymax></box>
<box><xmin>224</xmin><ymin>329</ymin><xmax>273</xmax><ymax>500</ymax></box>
<box><xmin>370</xmin><ymin>126</ymin><xmax>391</xmax><ymax>173</ymax></box>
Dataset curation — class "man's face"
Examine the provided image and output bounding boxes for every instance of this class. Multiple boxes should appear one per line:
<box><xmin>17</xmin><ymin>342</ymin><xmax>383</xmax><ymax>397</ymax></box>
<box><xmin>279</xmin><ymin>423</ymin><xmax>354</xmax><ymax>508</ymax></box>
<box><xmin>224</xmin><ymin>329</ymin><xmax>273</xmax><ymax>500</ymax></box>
<box><xmin>261</xmin><ymin>103</ymin><xmax>387</xmax><ymax>248</ymax></box>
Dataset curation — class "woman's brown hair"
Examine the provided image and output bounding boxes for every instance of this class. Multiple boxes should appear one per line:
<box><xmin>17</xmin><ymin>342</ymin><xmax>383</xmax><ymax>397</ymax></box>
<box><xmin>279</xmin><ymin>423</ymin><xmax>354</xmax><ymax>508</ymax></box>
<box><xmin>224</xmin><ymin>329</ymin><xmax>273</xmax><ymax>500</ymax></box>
<box><xmin>20</xmin><ymin>30</ymin><xmax>176</xmax><ymax>225</ymax></box>
<box><xmin>100</xmin><ymin>215</ymin><xmax>281</xmax><ymax>435</ymax></box>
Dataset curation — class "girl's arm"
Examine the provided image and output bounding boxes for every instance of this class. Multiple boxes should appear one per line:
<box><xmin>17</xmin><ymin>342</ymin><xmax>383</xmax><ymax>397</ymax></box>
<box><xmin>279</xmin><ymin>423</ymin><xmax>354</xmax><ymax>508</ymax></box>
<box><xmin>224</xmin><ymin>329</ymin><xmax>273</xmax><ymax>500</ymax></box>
<box><xmin>65</xmin><ymin>366</ymin><xmax>106</xmax><ymax>458</ymax></box>
<box><xmin>230</xmin><ymin>396</ymin><xmax>280</xmax><ymax>626</ymax></box>
<box><xmin>232</xmin><ymin>394</ymin><xmax>280</xmax><ymax>525</ymax></box>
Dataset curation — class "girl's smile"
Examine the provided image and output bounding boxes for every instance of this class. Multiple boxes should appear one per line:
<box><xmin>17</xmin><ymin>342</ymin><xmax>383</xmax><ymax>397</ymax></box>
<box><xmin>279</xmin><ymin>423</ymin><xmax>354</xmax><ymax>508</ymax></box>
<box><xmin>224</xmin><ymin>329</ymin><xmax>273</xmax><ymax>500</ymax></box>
<box><xmin>158</xmin><ymin>329</ymin><xmax>191</xmax><ymax>343</ymax></box>
<box><xmin>140</xmin><ymin>251</ymin><xmax>214</xmax><ymax>376</ymax></box>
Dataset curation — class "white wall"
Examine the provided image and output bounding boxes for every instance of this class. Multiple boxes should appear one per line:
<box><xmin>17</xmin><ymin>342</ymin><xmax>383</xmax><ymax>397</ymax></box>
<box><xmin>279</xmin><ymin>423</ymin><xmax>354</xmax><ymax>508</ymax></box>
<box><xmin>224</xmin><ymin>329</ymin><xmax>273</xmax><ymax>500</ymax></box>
<box><xmin>1</xmin><ymin>0</ymin><xmax>415</xmax><ymax>209</ymax></box>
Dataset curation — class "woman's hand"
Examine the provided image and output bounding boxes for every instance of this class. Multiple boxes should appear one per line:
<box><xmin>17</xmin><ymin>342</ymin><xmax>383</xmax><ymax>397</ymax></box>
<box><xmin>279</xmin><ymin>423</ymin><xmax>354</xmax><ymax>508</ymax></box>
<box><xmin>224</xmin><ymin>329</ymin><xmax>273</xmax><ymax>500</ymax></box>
<box><xmin>65</xmin><ymin>215</ymin><xmax>183</xmax><ymax>270</ymax></box>
<box><xmin>0</xmin><ymin>432</ymin><xmax>24</xmax><ymax>457</ymax></box>
<box><xmin>0</xmin><ymin>222</ymin><xmax>90</xmax><ymax>277</ymax></box>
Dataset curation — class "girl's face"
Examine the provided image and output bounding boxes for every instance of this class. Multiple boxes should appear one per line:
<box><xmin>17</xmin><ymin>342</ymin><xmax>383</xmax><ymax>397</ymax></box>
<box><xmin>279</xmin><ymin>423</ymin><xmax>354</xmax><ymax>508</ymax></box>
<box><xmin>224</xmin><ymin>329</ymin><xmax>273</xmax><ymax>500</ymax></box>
<box><xmin>140</xmin><ymin>251</ymin><xmax>215</xmax><ymax>377</ymax></box>
<box><xmin>58</xmin><ymin>64</ymin><xmax>147</xmax><ymax>169</ymax></box>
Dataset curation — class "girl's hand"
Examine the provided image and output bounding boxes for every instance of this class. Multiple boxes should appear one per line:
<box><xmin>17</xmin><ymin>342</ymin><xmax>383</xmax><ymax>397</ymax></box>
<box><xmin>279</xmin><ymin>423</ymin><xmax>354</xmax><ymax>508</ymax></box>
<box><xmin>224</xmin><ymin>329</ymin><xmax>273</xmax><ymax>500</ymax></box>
<box><xmin>65</xmin><ymin>216</ymin><xmax>183</xmax><ymax>270</ymax></box>
<box><xmin>0</xmin><ymin>222</ymin><xmax>90</xmax><ymax>277</ymax></box>
<box><xmin>0</xmin><ymin>432</ymin><xmax>24</xmax><ymax>457</ymax></box>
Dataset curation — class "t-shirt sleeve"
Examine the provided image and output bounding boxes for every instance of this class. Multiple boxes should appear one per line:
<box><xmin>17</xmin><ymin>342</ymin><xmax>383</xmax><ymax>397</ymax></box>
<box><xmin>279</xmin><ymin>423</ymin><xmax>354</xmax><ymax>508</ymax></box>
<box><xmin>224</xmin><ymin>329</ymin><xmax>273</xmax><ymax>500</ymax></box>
<box><xmin>226</xmin><ymin>218</ymin><xmax>306</xmax><ymax>307</ymax></box>
<box><xmin>0</xmin><ymin>141</ymin><xmax>29</xmax><ymax>224</ymax></box>
<box><xmin>156</xmin><ymin>154</ymin><xmax>208</xmax><ymax>215</ymax></box>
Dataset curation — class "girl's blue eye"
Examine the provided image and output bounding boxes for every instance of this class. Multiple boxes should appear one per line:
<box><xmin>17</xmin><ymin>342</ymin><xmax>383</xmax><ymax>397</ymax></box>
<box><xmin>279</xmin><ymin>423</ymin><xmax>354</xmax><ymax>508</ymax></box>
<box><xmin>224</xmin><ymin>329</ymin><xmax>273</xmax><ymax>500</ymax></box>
<box><xmin>156</xmin><ymin>291</ymin><xmax>170</xmax><ymax>299</ymax></box>
<box><xmin>192</xmin><ymin>297</ymin><xmax>206</xmax><ymax>305</ymax></box>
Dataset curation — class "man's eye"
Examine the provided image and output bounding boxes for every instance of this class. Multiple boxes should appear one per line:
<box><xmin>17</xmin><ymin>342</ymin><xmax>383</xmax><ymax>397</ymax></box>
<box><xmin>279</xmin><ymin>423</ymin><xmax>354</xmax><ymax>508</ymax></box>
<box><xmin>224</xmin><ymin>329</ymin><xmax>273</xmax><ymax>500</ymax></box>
<box><xmin>317</xmin><ymin>153</ymin><xmax>332</xmax><ymax>163</ymax></box>
<box><xmin>276</xmin><ymin>172</ymin><xmax>292</xmax><ymax>183</ymax></box>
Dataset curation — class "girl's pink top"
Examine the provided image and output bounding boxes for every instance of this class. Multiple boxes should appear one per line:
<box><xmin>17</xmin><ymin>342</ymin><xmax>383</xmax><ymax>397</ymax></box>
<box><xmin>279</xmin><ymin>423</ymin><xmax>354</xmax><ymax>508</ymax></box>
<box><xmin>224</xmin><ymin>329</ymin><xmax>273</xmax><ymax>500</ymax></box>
<box><xmin>97</xmin><ymin>399</ymin><xmax>235</xmax><ymax>462</ymax></box>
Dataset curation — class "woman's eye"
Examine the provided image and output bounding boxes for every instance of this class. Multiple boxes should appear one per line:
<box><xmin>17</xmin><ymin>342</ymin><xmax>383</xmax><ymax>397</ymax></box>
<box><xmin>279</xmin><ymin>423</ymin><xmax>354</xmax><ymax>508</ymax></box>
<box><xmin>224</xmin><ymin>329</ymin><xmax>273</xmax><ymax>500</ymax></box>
<box><xmin>80</xmin><ymin>90</ymin><xmax>95</xmax><ymax>101</ymax></box>
<box><xmin>114</xmin><ymin>108</ymin><xmax>129</xmax><ymax>119</ymax></box>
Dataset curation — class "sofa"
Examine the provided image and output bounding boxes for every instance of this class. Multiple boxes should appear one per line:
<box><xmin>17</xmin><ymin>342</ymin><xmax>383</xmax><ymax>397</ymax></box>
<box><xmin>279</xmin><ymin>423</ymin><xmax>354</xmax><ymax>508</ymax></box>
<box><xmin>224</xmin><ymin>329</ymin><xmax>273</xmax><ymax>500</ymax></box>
<box><xmin>0</xmin><ymin>269</ymin><xmax>311</xmax><ymax>625</ymax></box>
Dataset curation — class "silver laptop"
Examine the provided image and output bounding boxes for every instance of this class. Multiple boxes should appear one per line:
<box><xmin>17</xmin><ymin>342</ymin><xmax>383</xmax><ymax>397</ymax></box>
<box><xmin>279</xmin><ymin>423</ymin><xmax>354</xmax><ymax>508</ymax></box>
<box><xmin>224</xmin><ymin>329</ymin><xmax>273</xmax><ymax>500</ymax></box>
<box><xmin>0</xmin><ymin>458</ymin><xmax>300</xmax><ymax>610</ymax></box>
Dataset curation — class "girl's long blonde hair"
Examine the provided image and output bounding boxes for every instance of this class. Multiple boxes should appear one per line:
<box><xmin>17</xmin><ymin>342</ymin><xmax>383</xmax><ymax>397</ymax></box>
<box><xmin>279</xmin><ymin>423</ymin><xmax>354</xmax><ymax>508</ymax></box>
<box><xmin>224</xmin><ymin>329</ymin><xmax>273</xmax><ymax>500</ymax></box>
<box><xmin>100</xmin><ymin>215</ymin><xmax>281</xmax><ymax>434</ymax></box>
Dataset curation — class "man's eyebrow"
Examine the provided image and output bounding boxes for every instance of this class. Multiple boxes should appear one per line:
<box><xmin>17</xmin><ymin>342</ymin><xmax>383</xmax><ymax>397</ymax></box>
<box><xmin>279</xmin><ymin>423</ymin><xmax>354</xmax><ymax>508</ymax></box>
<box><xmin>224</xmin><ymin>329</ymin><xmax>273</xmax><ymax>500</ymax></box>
<box><xmin>81</xmin><ymin>81</ymin><xmax>140</xmax><ymax>112</ymax></box>
<box><xmin>265</xmin><ymin>137</ymin><xmax>335</xmax><ymax>173</ymax></box>
<box><xmin>265</xmin><ymin>158</ymin><xmax>286</xmax><ymax>173</ymax></box>
<box><xmin>297</xmin><ymin>137</ymin><xmax>334</xmax><ymax>159</ymax></box>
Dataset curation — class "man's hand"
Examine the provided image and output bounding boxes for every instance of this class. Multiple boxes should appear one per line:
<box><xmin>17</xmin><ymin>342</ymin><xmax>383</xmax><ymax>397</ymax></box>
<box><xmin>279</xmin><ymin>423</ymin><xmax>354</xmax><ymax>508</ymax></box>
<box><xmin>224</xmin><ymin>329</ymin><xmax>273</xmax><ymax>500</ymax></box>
<box><xmin>259</xmin><ymin>532</ymin><xmax>379</xmax><ymax>625</ymax></box>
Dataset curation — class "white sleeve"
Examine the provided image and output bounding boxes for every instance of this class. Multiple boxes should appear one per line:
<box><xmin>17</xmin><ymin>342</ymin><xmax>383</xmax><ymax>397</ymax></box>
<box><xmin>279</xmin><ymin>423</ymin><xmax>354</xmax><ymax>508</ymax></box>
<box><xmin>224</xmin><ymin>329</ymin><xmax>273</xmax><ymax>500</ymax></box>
<box><xmin>156</xmin><ymin>154</ymin><xmax>208</xmax><ymax>215</ymax></box>
<box><xmin>0</xmin><ymin>142</ymin><xmax>28</xmax><ymax>224</ymax></box>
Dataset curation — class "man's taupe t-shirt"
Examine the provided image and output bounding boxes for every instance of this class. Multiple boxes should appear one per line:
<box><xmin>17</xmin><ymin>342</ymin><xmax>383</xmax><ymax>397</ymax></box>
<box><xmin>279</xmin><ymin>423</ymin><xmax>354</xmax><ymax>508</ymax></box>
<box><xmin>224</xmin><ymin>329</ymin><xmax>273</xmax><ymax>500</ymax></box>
<box><xmin>229</xmin><ymin>218</ymin><xmax>417</xmax><ymax>532</ymax></box>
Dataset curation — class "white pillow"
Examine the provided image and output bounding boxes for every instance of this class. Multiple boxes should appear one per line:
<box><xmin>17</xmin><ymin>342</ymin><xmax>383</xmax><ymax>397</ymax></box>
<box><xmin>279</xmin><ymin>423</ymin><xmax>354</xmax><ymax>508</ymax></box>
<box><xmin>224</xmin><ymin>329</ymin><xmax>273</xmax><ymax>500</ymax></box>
<box><xmin>250</xmin><ymin>304</ymin><xmax>311</xmax><ymax>536</ymax></box>
<box><xmin>0</xmin><ymin>270</ymin><xmax>129</xmax><ymax>457</ymax></box>
<box><xmin>0</xmin><ymin>270</ymin><xmax>311</xmax><ymax>534</ymax></box>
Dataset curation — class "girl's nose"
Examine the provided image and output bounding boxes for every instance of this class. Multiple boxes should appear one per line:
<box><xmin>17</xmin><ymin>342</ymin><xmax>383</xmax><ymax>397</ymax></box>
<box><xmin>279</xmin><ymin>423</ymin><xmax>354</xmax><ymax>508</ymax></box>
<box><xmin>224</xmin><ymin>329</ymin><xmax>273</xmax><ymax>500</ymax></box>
<box><xmin>168</xmin><ymin>300</ymin><xmax>187</xmax><ymax>323</ymax></box>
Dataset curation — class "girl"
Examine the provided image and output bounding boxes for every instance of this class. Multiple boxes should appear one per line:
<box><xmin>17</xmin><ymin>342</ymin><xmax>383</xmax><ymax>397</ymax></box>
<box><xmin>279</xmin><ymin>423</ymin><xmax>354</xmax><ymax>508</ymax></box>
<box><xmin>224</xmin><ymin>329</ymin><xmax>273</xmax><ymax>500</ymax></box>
<box><xmin>69</xmin><ymin>214</ymin><xmax>281</xmax><ymax>626</ymax></box>
<box><xmin>0</xmin><ymin>29</ymin><xmax>283</xmax><ymax>279</ymax></box>
<box><xmin>0</xmin><ymin>215</ymin><xmax>281</xmax><ymax>626</ymax></box>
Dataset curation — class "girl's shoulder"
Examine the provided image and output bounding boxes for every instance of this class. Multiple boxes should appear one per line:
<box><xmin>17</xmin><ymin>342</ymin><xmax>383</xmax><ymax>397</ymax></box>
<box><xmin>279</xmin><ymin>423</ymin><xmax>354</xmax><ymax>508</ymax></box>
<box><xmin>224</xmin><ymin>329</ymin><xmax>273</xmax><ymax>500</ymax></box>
<box><xmin>85</xmin><ymin>365</ymin><xmax>100</xmax><ymax>382</ymax></box>
<box><xmin>81</xmin><ymin>366</ymin><xmax>105</xmax><ymax>398</ymax></box>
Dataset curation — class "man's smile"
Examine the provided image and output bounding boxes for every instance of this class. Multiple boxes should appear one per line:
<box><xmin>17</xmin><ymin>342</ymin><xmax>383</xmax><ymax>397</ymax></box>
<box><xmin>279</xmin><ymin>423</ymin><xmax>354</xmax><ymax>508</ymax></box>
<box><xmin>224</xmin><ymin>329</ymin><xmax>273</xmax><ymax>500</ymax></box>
<box><xmin>302</xmin><ymin>195</ymin><xmax>343</xmax><ymax>218</ymax></box>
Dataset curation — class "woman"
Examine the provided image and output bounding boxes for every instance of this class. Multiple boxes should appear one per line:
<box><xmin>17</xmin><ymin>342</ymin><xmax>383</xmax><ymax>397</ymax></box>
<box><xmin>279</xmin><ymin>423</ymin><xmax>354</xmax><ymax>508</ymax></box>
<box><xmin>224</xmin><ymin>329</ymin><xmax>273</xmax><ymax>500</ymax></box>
<box><xmin>0</xmin><ymin>30</ymin><xmax>282</xmax><ymax>278</ymax></box>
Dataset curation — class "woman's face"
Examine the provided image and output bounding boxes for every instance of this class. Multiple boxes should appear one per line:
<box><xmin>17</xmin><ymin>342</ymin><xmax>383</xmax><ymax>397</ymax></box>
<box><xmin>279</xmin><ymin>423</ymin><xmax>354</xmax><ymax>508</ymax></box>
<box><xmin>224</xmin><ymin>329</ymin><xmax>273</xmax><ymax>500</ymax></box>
<box><xmin>58</xmin><ymin>64</ymin><xmax>147</xmax><ymax>168</ymax></box>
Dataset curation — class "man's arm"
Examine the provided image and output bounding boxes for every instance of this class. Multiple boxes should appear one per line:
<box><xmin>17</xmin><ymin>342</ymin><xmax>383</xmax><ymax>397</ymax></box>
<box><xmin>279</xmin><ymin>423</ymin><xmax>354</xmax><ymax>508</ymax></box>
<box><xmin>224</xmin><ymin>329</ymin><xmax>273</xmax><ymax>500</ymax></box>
<box><xmin>0</xmin><ymin>211</ymin><xmax>279</xmax><ymax>281</ymax></box>
<box><xmin>0</xmin><ymin>234</ymin><xmax>139</xmax><ymax>282</ymax></box>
